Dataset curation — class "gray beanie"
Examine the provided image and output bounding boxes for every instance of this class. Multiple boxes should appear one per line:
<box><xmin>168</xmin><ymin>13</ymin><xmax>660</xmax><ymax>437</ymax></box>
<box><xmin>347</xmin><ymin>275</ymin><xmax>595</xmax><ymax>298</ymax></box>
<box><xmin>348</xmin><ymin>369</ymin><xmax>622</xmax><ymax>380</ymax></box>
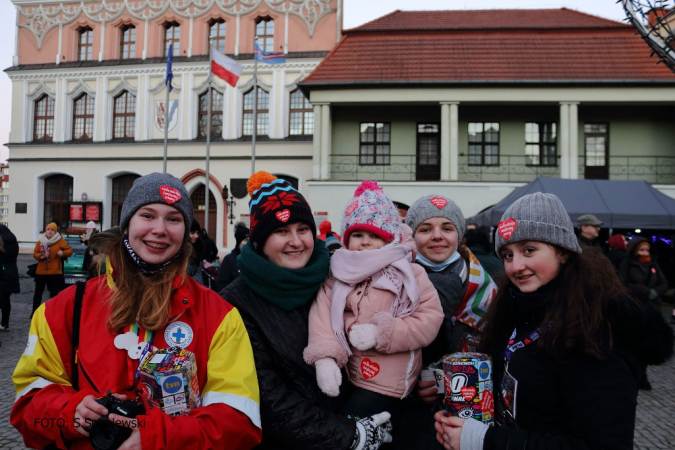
<box><xmin>494</xmin><ymin>192</ymin><xmax>582</xmax><ymax>257</ymax></box>
<box><xmin>119</xmin><ymin>173</ymin><xmax>193</xmax><ymax>234</ymax></box>
<box><xmin>406</xmin><ymin>195</ymin><xmax>466</xmax><ymax>241</ymax></box>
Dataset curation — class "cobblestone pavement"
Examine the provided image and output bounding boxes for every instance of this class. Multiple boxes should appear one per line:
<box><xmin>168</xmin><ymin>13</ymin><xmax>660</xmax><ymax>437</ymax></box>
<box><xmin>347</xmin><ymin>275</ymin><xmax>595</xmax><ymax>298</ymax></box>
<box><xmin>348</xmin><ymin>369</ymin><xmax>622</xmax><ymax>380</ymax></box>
<box><xmin>1</xmin><ymin>255</ymin><xmax>674</xmax><ymax>449</ymax></box>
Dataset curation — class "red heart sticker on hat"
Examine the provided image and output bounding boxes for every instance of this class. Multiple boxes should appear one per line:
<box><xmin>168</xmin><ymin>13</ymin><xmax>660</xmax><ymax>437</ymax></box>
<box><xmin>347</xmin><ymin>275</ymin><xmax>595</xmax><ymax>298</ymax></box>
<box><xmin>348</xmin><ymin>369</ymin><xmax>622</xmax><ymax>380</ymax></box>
<box><xmin>276</xmin><ymin>209</ymin><xmax>290</xmax><ymax>222</ymax></box>
<box><xmin>345</xmin><ymin>201</ymin><xmax>359</xmax><ymax>216</ymax></box>
<box><xmin>460</xmin><ymin>386</ymin><xmax>477</xmax><ymax>401</ymax></box>
<box><xmin>159</xmin><ymin>185</ymin><xmax>181</xmax><ymax>204</ymax></box>
<box><xmin>430</xmin><ymin>197</ymin><xmax>447</xmax><ymax>209</ymax></box>
<box><xmin>361</xmin><ymin>358</ymin><xmax>380</xmax><ymax>379</ymax></box>
<box><xmin>498</xmin><ymin>218</ymin><xmax>517</xmax><ymax>239</ymax></box>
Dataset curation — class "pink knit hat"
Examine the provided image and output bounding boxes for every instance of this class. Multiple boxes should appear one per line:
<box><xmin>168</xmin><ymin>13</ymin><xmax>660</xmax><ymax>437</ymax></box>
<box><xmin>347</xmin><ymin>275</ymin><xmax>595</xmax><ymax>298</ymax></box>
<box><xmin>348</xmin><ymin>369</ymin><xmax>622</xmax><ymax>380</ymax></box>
<box><xmin>341</xmin><ymin>180</ymin><xmax>403</xmax><ymax>247</ymax></box>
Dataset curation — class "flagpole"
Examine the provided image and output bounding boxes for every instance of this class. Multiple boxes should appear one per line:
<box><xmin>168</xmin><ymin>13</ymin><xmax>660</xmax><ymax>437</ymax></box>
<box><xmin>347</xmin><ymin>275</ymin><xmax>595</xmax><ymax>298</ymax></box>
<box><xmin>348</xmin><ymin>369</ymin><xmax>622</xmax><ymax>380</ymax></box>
<box><xmin>205</xmin><ymin>40</ymin><xmax>213</xmax><ymax>235</ymax></box>
<box><xmin>163</xmin><ymin>44</ymin><xmax>172</xmax><ymax>173</ymax></box>
<box><xmin>252</xmin><ymin>38</ymin><xmax>258</xmax><ymax>175</ymax></box>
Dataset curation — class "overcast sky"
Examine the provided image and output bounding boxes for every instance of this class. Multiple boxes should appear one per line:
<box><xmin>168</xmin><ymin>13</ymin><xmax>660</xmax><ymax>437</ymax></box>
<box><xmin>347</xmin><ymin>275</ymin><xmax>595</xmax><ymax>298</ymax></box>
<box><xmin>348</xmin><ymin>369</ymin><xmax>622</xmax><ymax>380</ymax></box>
<box><xmin>0</xmin><ymin>0</ymin><xmax>633</xmax><ymax>163</ymax></box>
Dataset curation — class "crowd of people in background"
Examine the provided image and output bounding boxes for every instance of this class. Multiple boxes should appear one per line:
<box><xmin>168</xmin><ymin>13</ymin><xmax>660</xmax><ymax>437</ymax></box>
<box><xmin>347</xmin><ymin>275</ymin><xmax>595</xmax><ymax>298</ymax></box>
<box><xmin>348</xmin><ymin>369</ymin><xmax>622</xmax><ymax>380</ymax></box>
<box><xmin>4</xmin><ymin>174</ymin><xmax>675</xmax><ymax>450</ymax></box>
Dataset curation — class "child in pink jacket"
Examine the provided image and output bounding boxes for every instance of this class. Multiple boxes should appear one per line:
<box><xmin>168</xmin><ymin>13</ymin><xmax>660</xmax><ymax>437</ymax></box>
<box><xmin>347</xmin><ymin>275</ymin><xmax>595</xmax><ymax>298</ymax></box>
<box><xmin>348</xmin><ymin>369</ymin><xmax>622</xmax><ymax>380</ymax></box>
<box><xmin>304</xmin><ymin>181</ymin><xmax>444</xmax><ymax>424</ymax></box>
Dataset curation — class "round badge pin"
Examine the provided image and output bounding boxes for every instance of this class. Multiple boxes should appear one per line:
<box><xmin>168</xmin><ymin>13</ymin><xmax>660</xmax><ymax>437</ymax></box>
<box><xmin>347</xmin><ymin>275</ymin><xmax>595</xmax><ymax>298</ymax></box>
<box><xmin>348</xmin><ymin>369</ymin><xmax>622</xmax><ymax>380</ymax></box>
<box><xmin>164</xmin><ymin>321</ymin><xmax>194</xmax><ymax>348</ymax></box>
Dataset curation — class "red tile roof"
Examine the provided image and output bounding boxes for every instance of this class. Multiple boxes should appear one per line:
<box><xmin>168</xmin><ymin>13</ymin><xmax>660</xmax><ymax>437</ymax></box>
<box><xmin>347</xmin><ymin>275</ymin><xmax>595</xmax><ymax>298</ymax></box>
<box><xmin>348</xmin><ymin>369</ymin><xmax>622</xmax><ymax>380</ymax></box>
<box><xmin>302</xmin><ymin>9</ymin><xmax>675</xmax><ymax>86</ymax></box>
<box><xmin>352</xmin><ymin>8</ymin><xmax>628</xmax><ymax>31</ymax></box>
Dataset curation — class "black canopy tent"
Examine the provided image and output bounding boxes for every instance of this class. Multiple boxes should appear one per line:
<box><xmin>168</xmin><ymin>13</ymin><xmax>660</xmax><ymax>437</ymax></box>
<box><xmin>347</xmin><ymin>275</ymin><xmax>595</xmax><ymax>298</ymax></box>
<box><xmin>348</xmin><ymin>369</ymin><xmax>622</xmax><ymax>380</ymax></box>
<box><xmin>468</xmin><ymin>178</ymin><xmax>675</xmax><ymax>229</ymax></box>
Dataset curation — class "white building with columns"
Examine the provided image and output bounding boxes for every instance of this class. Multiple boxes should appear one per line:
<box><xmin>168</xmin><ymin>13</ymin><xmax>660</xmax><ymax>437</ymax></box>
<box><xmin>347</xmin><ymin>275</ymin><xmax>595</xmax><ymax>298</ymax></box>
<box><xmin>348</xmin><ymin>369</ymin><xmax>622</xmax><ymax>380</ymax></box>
<box><xmin>6</xmin><ymin>0</ymin><xmax>342</xmax><ymax>248</ymax></box>
<box><xmin>300</xmin><ymin>8</ymin><xmax>675</xmax><ymax>224</ymax></box>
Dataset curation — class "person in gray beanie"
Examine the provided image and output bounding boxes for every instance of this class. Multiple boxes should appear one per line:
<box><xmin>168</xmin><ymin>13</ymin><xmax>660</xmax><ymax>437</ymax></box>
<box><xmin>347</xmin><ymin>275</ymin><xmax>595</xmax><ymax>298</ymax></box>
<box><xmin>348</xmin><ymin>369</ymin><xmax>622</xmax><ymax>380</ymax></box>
<box><xmin>435</xmin><ymin>191</ymin><xmax>674</xmax><ymax>450</ymax></box>
<box><xmin>395</xmin><ymin>194</ymin><xmax>498</xmax><ymax>450</ymax></box>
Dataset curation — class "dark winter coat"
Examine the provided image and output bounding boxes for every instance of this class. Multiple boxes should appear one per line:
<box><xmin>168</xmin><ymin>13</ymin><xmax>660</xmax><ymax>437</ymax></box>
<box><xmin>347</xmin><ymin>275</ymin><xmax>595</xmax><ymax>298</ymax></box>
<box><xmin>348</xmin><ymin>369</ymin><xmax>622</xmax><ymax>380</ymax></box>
<box><xmin>201</xmin><ymin>234</ymin><xmax>218</xmax><ymax>263</ymax></box>
<box><xmin>483</xmin><ymin>284</ymin><xmax>673</xmax><ymax>450</ymax></box>
<box><xmin>215</xmin><ymin>248</ymin><xmax>241</xmax><ymax>293</ymax></box>
<box><xmin>618</xmin><ymin>237</ymin><xmax>668</xmax><ymax>303</ymax></box>
<box><xmin>0</xmin><ymin>226</ymin><xmax>20</xmax><ymax>294</ymax></box>
<box><xmin>221</xmin><ymin>278</ymin><xmax>356</xmax><ymax>450</ymax></box>
<box><xmin>607</xmin><ymin>248</ymin><xmax>627</xmax><ymax>271</ymax></box>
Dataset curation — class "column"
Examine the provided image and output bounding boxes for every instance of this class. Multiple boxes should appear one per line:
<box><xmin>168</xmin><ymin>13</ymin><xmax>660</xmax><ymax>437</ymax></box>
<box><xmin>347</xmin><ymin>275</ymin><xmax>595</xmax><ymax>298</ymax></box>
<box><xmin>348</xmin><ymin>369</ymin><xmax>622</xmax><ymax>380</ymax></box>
<box><xmin>440</xmin><ymin>102</ymin><xmax>459</xmax><ymax>181</ymax></box>
<box><xmin>320</xmin><ymin>104</ymin><xmax>331</xmax><ymax>180</ymax></box>
<box><xmin>449</xmin><ymin>102</ymin><xmax>459</xmax><ymax>181</ymax></box>
<box><xmin>312</xmin><ymin>104</ymin><xmax>323</xmax><ymax>179</ymax></box>
<box><xmin>440</xmin><ymin>103</ymin><xmax>450</xmax><ymax>181</ymax></box>
<box><xmin>559</xmin><ymin>103</ymin><xmax>570</xmax><ymax>179</ymax></box>
<box><xmin>568</xmin><ymin>102</ymin><xmax>579</xmax><ymax>180</ymax></box>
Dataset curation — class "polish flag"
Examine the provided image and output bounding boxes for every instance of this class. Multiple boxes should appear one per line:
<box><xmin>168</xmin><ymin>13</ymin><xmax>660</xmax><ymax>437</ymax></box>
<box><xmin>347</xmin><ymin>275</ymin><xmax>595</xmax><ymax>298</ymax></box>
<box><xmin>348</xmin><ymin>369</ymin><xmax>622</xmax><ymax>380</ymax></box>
<box><xmin>211</xmin><ymin>47</ymin><xmax>243</xmax><ymax>87</ymax></box>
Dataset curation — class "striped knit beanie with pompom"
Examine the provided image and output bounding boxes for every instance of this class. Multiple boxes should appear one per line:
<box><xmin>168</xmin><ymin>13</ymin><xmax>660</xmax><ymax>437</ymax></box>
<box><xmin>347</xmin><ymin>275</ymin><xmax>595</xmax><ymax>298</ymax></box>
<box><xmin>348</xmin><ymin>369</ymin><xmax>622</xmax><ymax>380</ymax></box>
<box><xmin>246</xmin><ymin>171</ymin><xmax>316</xmax><ymax>251</ymax></box>
<box><xmin>341</xmin><ymin>180</ymin><xmax>403</xmax><ymax>247</ymax></box>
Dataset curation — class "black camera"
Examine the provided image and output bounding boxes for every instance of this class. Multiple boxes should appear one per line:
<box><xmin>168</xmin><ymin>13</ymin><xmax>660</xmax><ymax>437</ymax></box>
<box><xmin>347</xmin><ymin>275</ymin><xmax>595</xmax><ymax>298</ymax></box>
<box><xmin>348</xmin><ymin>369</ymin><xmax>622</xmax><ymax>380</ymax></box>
<box><xmin>88</xmin><ymin>391</ymin><xmax>145</xmax><ymax>450</ymax></box>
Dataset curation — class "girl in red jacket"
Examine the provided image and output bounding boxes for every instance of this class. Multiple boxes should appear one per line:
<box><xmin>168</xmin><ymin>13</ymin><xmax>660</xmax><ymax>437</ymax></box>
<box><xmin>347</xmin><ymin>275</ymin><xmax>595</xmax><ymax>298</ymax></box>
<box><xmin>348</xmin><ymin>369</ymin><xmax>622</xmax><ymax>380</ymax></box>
<box><xmin>304</xmin><ymin>181</ymin><xmax>443</xmax><ymax>428</ymax></box>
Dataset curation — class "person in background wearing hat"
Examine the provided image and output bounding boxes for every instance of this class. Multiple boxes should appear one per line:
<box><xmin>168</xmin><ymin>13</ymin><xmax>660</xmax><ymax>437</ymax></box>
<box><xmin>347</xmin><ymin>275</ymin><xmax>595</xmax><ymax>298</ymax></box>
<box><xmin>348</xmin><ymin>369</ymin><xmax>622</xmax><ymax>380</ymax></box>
<box><xmin>324</xmin><ymin>231</ymin><xmax>342</xmax><ymax>256</ymax></box>
<box><xmin>576</xmin><ymin>213</ymin><xmax>603</xmax><ymax>248</ymax></box>
<box><xmin>618</xmin><ymin>236</ymin><xmax>669</xmax><ymax>390</ymax></box>
<box><xmin>221</xmin><ymin>172</ymin><xmax>393</xmax><ymax>450</ymax></box>
<box><xmin>0</xmin><ymin>225</ymin><xmax>20</xmax><ymax>331</ymax></box>
<box><xmin>607</xmin><ymin>233</ymin><xmax>628</xmax><ymax>271</ymax></box>
<box><xmin>303</xmin><ymin>181</ymin><xmax>443</xmax><ymax>431</ymax></box>
<box><xmin>80</xmin><ymin>221</ymin><xmax>99</xmax><ymax>279</ymax></box>
<box><xmin>318</xmin><ymin>220</ymin><xmax>341</xmax><ymax>242</ymax></box>
<box><xmin>12</xmin><ymin>172</ymin><xmax>262</xmax><ymax>450</ymax></box>
<box><xmin>187</xmin><ymin>219</ymin><xmax>205</xmax><ymax>285</ymax></box>
<box><xmin>215</xmin><ymin>222</ymin><xmax>250</xmax><ymax>292</ymax></box>
<box><xmin>395</xmin><ymin>195</ymin><xmax>497</xmax><ymax>449</ymax></box>
<box><xmin>31</xmin><ymin>222</ymin><xmax>73</xmax><ymax>316</ymax></box>
<box><xmin>434</xmin><ymin>193</ymin><xmax>673</xmax><ymax>450</ymax></box>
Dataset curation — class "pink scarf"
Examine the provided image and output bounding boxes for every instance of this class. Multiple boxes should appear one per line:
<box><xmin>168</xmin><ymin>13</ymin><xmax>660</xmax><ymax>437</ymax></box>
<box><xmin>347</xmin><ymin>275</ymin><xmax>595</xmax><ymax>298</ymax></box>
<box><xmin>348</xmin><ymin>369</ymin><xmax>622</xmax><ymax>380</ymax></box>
<box><xmin>329</xmin><ymin>235</ymin><xmax>420</xmax><ymax>355</ymax></box>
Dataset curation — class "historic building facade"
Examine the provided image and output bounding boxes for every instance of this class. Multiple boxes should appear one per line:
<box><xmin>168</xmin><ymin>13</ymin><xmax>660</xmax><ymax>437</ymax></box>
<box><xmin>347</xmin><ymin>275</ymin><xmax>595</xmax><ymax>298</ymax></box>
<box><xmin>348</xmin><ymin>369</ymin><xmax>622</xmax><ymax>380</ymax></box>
<box><xmin>7</xmin><ymin>0</ymin><xmax>342</xmax><ymax>247</ymax></box>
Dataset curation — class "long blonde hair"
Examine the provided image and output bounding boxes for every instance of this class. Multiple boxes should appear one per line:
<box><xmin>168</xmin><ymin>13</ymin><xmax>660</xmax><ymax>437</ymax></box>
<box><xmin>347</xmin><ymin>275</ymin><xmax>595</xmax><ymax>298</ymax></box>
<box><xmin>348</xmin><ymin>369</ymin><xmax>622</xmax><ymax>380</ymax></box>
<box><xmin>91</xmin><ymin>229</ymin><xmax>192</xmax><ymax>331</ymax></box>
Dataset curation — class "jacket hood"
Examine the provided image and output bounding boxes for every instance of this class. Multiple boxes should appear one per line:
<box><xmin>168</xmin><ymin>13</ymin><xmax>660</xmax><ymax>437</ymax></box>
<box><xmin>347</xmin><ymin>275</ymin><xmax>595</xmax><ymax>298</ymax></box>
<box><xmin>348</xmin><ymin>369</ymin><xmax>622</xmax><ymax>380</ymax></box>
<box><xmin>626</xmin><ymin>236</ymin><xmax>649</xmax><ymax>257</ymax></box>
<box><xmin>319</xmin><ymin>220</ymin><xmax>332</xmax><ymax>234</ymax></box>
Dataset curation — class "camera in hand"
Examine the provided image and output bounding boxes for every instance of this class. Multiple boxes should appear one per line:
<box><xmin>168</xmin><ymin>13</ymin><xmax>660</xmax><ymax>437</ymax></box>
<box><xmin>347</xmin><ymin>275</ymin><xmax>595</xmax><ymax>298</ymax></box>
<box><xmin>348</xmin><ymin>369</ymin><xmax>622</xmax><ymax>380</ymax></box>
<box><xmin>89</xmin><ymin>391</ymin><xmax>145</xmax><ymax>450</ymax></box>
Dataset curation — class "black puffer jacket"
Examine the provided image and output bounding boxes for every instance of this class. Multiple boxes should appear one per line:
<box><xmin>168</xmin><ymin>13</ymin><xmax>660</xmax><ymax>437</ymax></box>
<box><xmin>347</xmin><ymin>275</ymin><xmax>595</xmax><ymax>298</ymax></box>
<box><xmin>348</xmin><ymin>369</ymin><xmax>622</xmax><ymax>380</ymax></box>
<box><xmin>215</xmin><ymin>248</ymin><xmax>241</xmax><ymax>292</ymax></box>
<box><xmin>0</xmin><ymin>225</ymin><xmax>20</xmax><ymax>294</ymax></box>
<box><xmin>484</xmin><ymin>285</ymin><xmax>673</xmax><ymax>450</ymax></box>
<box><xmin>618</xmin><ymin>237</ymin><xmax>668</xmax><ymax>303</ymax></box>
<box><xmin>222</xmin><ymin>278</ymin><xmax>356</xmax><ymax>450</ymax></box>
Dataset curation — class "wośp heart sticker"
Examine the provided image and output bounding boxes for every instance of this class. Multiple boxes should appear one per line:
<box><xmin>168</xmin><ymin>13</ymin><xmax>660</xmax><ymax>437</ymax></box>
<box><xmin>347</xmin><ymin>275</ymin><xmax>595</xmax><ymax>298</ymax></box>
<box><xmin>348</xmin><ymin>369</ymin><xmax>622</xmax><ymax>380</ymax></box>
<box><xmin>361</xmin><ymin>358</ymin><xmax>380</xmax><ymax>380</ymax></box>
<box><xmin>345</xmin><ymin>201</ymin><xmax>359</xmax><ymax>216</ymax></box>
<box><xmin>498</xmin><ymin>218</ymin><xmax>517</xmax><ymax>240</ymax></box>
<box><xmin>430</xmin><ymin>197</ymin><xmax>447</xmax><ymax>209</ymax></box>
<box><xmin>460</xmin><ymin>386</ymin><xmax>477</xmax><ymax>401</ymax></box>
<box><xmin>159</xmin><ymin>185</ymin><xmax>181</xmax><ymax>204</ymax></box>
<box><xmin>276</xmin><ymin>209</ymin><xmax>291</xmax><ymax>222</ymax></box>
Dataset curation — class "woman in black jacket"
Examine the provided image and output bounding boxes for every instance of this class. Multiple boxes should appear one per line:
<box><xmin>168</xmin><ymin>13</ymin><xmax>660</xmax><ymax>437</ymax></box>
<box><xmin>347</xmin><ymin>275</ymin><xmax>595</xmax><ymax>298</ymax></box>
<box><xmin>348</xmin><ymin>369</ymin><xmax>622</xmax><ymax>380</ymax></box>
<box><xmin>215</xmin><ymin>222</ymin><xmax>249</xmax><ymax>292</ymax></box>
<box><xmin>0</xmin><ymin>225</ymin><xmax>20</xmax><ymax>331</ymax></box>
<box><xmin>221</xmin><ymin>172</ymin><xmax>392</xmax><ymax>450</ymax></box>
<box><xmin>435</xmin><ymin>193</ymin><xmax>673</xmax><ymax>450</ymax></box>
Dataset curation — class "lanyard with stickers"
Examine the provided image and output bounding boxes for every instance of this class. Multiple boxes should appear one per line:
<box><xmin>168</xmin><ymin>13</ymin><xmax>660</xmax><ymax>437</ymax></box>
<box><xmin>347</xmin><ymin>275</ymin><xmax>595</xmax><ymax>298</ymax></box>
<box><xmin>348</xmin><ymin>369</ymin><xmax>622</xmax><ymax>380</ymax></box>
<box><xmin>498</xmin><ymin>327</ymin><xmax>540</xmax><ymax>426</ymax></box>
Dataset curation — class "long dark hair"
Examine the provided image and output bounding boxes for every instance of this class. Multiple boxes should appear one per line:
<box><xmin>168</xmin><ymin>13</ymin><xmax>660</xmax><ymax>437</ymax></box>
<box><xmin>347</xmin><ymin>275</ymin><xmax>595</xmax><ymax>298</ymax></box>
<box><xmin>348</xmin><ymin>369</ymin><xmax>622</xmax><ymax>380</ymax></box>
<box><xmin>478</xmin><ymin>246</ymin><xmax>628</xmax><ymax>361</ymax></box>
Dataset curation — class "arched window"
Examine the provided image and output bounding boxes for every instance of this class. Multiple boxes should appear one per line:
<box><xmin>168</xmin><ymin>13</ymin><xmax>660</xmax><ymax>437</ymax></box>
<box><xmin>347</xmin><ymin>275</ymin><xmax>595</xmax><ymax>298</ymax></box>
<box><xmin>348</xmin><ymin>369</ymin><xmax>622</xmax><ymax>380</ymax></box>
<box><xmin>111</xmin><ymin>174</ymin><xmax>140</xmax><ymax>226</ymax></box>
<box><xmin>255</xmin><ymin>18</ymin><xmax>274</xmax><ymax>52</ymax></box>
<box><xmin>34</xmin><ymin>94</ymin><xmax>55</xmax><ymax>142</ymax></box>
<box><xmin>289</xmin><ymin>89</ymin><xmax>313</xmax><ymax>136</ymax></box>
<box><xmin>73</xmin><ymin>93</ymin><xmax>95</xmax><ymax>141</ymax></box>
<box><xmin>44</xmin><ymin>175</ymin><xmax>73</xmax><ymax>231</ymax></box>
<box><xmin>78</xmin><ymin>26</ymin><xmax>93</xmax><ymax>61</ymax></box>
<box><xmin>190</xmin><ymin>185</ymin><xmax>217</xmax><ymax>235</ymax></box>
<box><xmin>120</xmin><ymin>25</ymin><xmax>136</xmax><ymax>59</ymax></box>
<box><xmin>113</xmin><ymin>91</ymin><xmax>136</xmax><ymax>139</ymax></box>
<box><xmin>209</xmin><ymin>19</ymin><xmax>226</xmax><ymax>53</ymax></box>
<box><xmin>198</xmin><ymin>89</ymin><xmax>224</xmax><ymax>138</ymax></box>
<box><xmin>164</xmin><ymin>22</ymin><xmax>180</xmax><ymax>57</ymax></box>
<box><xmin>243</xmin><ymin>87</ymin><xmax>269</xmax><ymax>136</ymax></box>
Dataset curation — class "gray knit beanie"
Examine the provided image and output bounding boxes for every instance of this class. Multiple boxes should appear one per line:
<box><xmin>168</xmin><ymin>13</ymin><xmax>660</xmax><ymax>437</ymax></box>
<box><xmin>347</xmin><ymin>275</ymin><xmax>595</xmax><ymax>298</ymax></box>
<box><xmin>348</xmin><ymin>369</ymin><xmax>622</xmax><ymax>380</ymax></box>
<box><xmin>495</xmin><ymin>192</ymin><xmax>582</xmax><ymax>258</ymax></box>
<box><xmin>119</xmin><ymin>172</ymin><xmax>193</xmax><ymax>234</ymax></box>
<box><xmin>406</xmin><ymin>195</ymin><xmax>466</xmax><ymax>242</ymax></box>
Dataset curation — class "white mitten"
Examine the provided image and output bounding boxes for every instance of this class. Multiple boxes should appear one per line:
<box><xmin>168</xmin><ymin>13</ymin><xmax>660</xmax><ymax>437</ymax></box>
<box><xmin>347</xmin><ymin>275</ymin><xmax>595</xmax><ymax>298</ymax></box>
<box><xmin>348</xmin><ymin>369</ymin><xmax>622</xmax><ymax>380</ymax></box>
<box><xmin>315</xmin><ymin>357</ymin><xmax>342</xmax><ymax>397</ymax></box>
<box><xmin>349</xmin><ymin>324</ymin><xmax>379</xmax><ymax>351</ymax></box>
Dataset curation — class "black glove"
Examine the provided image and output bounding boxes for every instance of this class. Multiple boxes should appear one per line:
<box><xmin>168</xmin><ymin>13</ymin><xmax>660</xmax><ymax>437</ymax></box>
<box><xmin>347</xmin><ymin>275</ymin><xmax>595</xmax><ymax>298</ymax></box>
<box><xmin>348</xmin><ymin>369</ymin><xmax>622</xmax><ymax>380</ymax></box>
<box><xmin>351</xmin><ymin>412</ymin><xmax>393</xmax><ymax>450</ymax></box>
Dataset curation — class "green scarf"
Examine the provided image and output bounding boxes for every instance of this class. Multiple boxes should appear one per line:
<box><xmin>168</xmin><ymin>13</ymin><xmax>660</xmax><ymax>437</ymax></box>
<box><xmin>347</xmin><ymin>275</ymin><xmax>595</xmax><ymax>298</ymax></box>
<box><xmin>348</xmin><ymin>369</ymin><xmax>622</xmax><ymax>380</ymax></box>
<box><xmin>238</xmin><ymin>238</ymin><xmax>330</xmax><ymax>310</ymax></box>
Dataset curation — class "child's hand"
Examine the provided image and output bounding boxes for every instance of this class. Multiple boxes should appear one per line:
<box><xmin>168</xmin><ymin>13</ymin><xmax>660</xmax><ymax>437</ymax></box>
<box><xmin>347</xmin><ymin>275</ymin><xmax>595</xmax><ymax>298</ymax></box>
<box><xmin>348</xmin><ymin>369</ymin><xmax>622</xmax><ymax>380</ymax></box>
<box><xmin>349</xmin><ymin>324</ymin><xmax>379</xmax><ymax>351</ymax></box>
<box><xmin>315</xmin><ymin>358</ymin><xmax>341</xmax><ymax>397</ymax></box>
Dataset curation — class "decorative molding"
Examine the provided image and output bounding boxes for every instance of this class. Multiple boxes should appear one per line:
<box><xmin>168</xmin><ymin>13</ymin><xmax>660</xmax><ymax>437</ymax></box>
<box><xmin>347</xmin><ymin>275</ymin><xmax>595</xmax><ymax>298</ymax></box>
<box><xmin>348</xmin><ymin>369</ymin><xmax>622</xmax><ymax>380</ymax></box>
<box><xmin>106</xmin><ymin>77</ymin><xmax>139</xmax><ymax>96</ymax></box>
<box><xmin>18</xmin><ymin>0</ymin><xmax>336</xmax><ymax>48</ymax></box>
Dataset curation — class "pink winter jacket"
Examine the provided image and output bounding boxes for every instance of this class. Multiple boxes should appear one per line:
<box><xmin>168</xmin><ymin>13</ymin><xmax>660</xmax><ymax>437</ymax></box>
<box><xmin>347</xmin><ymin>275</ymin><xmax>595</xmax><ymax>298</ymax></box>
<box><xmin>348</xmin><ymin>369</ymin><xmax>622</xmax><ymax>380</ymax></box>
<box><xmin>305</xmin><ymin>263</ymin><xmax>443</xmax><ymax>399</ymax></box>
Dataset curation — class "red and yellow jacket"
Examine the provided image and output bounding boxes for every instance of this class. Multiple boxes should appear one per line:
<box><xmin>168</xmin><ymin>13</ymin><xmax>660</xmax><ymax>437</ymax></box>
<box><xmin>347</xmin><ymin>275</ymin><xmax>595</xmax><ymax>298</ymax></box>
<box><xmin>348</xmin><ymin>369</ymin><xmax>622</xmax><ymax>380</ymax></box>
<box><xmin>11</xmin><ymin>273</ymin><xmax>261</xmax><ymax>450</ymax></box>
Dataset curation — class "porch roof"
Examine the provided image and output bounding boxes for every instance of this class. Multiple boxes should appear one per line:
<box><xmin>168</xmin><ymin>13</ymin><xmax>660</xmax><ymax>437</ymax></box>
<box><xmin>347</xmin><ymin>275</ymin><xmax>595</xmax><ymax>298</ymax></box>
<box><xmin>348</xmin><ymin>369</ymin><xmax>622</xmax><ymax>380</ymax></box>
<box><xmin>301</xmin><ymin>9</ymin><xmax>675</xmax><ymax>88</ymax></box>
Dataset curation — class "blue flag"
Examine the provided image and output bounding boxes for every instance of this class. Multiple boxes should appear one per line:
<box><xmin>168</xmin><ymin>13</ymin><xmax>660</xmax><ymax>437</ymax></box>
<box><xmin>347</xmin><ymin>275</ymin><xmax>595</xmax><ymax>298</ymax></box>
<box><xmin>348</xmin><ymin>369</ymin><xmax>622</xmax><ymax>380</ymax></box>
<box><xmin>254</xmin><ymin>44</ymin><xmax>286</xmax><ymax>64</ymax></box>
<box><xmin>166</xmin><ymin>44</ymin><xmax>173</xmax><ymax>92</ymax></box>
